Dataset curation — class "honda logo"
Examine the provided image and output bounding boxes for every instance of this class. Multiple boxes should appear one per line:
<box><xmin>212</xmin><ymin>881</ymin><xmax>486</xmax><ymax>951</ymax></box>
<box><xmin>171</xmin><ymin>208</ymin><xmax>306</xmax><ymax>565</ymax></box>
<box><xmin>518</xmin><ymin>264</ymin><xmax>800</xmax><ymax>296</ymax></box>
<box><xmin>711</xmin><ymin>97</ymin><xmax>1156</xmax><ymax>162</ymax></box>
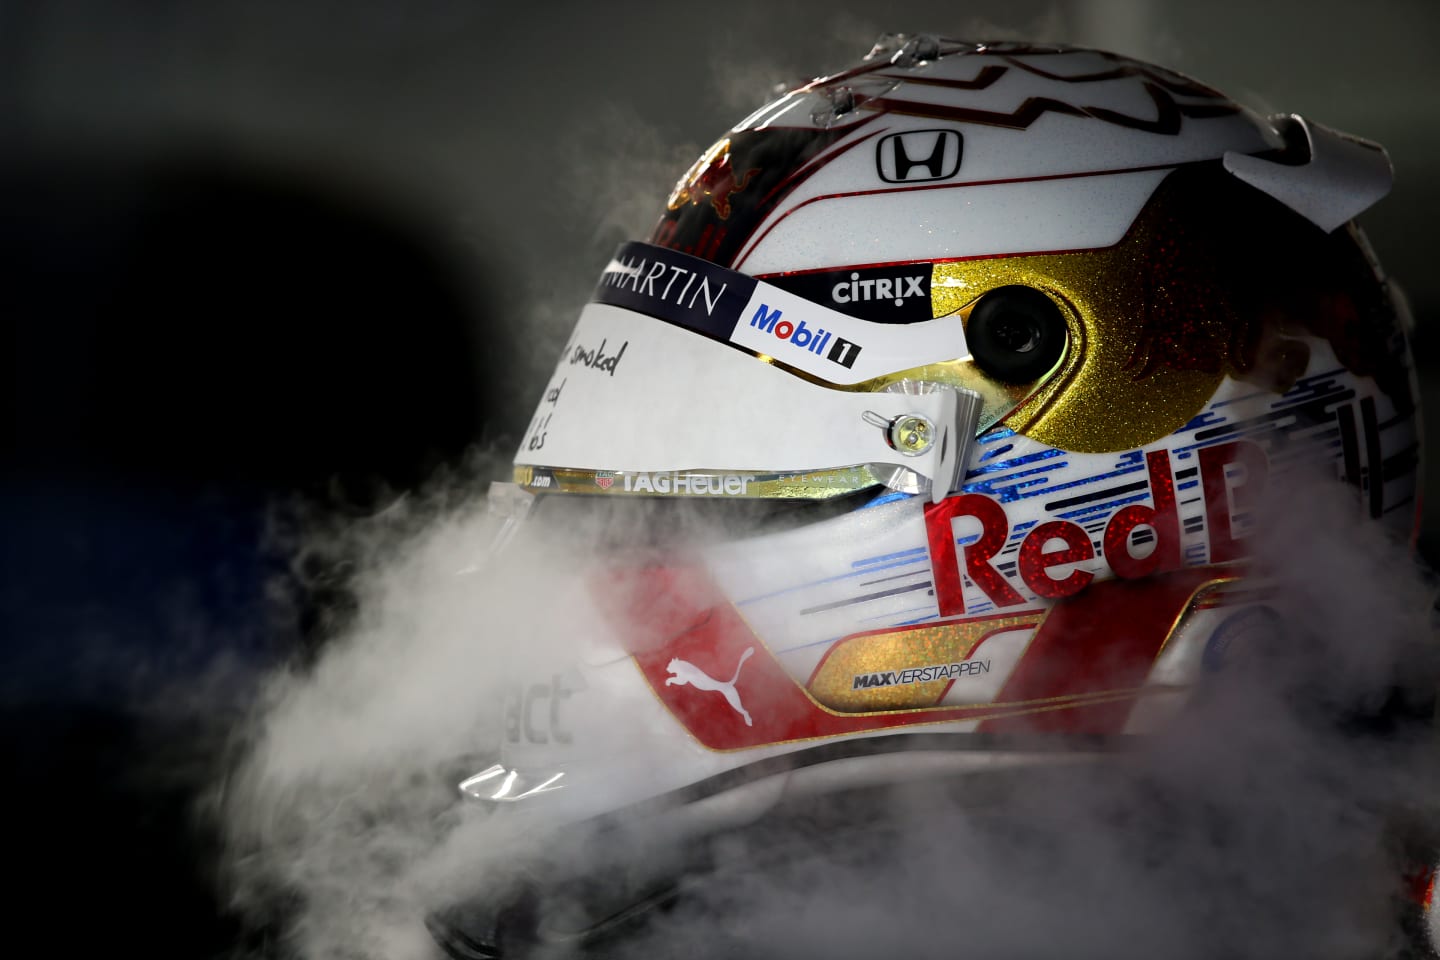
<box><xmin>875</xmin><ymin>129</ymin><xmax>963</xmax><ymax>184</ymax></box>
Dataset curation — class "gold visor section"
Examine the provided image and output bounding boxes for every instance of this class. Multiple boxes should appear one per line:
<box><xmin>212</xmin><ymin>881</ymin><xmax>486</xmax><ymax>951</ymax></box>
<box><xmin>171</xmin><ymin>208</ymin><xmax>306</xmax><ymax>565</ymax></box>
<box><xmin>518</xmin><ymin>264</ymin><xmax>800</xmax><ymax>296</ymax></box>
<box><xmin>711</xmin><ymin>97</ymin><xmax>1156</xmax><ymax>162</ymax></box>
<box><xmin>928</xmin><ymin>249</ymin><xmax>1219</xmax><ymax>455</ymax></box>
<box><xmin>925</xmin><ymin>168</ymin><xmax>1294</xmax><ymax>454</ymax></box>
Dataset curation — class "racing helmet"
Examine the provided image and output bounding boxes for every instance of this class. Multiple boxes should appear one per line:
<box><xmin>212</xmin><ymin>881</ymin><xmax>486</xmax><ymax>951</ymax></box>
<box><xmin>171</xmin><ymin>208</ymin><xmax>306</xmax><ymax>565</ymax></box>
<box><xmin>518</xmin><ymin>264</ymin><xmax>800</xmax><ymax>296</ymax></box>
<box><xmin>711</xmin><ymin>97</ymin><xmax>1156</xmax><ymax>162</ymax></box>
<box><xmin>429</xmin><ymin>36</ymin><xmax>1431</xmax><ymax>960</ymax></box>
<box><xmin>493</xmin><ymin>37</ymin><xmax>1418</xmax><ymax>813</ymax></box>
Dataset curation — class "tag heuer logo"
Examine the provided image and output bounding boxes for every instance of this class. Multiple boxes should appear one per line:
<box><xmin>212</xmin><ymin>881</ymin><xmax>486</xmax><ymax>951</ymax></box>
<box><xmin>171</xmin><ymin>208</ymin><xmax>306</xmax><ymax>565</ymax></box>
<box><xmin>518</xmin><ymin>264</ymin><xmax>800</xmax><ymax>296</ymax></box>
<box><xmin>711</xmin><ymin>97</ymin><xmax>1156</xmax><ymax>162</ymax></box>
<box><xmin>875</xmin><ymin>129</ymin><xmax>963</xmax><ymax>184</ymax></box>
<box><xmin>594</xmin><ymin>471</ymin><xmax>615</xmax><ymax>489</ymax></box>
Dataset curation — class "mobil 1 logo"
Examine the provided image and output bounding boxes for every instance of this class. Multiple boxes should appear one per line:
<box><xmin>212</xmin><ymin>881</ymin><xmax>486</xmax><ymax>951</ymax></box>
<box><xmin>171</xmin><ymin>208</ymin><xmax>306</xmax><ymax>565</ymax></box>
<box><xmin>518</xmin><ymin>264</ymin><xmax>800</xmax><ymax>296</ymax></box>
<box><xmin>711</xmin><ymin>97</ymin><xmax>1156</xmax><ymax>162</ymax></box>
<box><xmin>748</xmin><ymin>302</ymin><xmax>862</xmax><ymax>369</ymax></box>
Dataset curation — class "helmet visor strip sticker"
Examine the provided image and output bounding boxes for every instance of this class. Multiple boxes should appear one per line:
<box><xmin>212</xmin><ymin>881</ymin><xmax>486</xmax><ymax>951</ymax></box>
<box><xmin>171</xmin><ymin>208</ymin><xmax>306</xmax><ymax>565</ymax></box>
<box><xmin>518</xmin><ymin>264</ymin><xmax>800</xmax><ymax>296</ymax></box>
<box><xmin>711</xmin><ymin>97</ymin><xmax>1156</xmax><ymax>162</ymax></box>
<box><xmin>516</xmin><ymin>301</ymin><xmax>971</xmax><ymax>502</ymax></box>
<box><xmin>595</xmin><ymin>240</ymin><xmax>1046</xmax><ymax>408</ymax></box>
<box><xmin>592</xmin><ymin>240</ymin><xmax>1043</xmax><ymax>414</ymax></box>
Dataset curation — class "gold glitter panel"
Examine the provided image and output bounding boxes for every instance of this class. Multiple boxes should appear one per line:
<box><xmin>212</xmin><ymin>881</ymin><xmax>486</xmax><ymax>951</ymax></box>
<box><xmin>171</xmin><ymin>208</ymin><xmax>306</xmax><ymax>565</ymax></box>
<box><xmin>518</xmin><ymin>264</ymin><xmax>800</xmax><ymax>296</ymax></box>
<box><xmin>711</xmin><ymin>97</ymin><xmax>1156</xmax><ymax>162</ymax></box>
<box><xmin>925</xmin><ymin>166</ymin><xmax>1350</xmax><ymax>453</ymax></box>
<box><xmin>929</xmin><ymin>210</ymin><xmax>1218</xmax><ymax>452</ymax></box>
<box><xmin>808</xmin><ymin>613</ymin><xmax>1042</xmax><ymax>712</ymax></box>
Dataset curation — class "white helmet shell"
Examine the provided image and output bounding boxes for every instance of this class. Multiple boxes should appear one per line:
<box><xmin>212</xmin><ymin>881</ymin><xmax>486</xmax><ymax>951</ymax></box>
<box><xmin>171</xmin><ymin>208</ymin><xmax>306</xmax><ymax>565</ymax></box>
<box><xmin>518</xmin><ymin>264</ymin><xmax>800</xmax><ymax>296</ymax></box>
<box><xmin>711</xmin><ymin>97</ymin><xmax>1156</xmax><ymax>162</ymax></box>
<box><xmin>498</xmin><ymin>39</ymin><xmax>1418</xmax><ymax>821</ymax></box>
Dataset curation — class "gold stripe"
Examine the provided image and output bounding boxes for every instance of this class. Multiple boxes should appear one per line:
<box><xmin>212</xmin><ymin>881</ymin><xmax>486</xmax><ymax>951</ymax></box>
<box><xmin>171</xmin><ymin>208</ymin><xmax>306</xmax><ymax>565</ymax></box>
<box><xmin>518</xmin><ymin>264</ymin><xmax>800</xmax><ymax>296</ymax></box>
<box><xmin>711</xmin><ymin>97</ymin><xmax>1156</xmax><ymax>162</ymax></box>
<box><xmin>807</xmin><ymin>614</ymin><xmax>1040</xmax><ymax>711</ymax></box>
<box><xmin>629</xmin><ymin>572</ymin><xmax>1239</xmax><ymax>753</ymax></box>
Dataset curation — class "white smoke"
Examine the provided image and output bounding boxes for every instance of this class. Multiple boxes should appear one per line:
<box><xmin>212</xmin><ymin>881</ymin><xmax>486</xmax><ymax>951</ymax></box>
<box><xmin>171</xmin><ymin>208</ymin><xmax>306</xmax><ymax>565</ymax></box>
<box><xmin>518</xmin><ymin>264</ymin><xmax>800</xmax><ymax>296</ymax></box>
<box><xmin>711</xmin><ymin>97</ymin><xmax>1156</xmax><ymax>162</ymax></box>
<box><xmin>210</xmin><ymin>500</ymin><xmax>561</xmax><ymax>956</ymax></box>
<box><xmin>218</xmin><ymin>438</ymin><xmax>1439</xmax><ymax>960</ymax></box>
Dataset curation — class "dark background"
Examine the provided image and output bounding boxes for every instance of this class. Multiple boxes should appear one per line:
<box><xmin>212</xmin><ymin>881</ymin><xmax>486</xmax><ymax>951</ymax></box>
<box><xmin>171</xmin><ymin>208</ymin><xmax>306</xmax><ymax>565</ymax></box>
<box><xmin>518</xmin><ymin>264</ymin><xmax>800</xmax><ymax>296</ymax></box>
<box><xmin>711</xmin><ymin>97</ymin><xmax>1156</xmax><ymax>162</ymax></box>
<box><xmin>3</xmin><ymin>2</ymin><xmax>1439</xmax><ymax>956</ymax></box>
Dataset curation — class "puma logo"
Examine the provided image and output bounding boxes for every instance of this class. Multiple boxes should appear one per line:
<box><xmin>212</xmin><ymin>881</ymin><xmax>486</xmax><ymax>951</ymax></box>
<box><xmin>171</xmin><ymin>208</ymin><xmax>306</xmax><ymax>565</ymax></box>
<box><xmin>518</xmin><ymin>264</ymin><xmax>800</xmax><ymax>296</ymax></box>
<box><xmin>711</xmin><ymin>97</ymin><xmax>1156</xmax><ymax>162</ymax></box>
<box><xmin>665</xmin><ymin>647</ymin><xmax>755</xmax><ymax>726</ymax></box>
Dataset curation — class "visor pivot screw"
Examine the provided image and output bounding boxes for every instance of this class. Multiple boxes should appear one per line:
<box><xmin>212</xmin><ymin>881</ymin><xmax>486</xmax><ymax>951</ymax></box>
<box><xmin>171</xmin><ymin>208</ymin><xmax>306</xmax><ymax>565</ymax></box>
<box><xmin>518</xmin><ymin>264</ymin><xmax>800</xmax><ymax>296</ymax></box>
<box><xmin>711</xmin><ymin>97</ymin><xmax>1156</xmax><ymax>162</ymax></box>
<box><xmin>890</xmin><ymin>415</ymin><xmax>934</xmax><ymax>456</ymax></box>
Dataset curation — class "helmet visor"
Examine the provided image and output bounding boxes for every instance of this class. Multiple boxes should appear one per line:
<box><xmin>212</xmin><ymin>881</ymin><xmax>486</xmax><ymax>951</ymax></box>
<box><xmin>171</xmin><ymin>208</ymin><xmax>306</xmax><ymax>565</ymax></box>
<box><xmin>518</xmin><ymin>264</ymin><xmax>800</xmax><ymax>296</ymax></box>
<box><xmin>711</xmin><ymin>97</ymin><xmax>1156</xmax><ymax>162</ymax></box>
<box><xmin>514</xmin><ymin>242</ymin><xmax>1059</xmax><ymax>501</ymax></box>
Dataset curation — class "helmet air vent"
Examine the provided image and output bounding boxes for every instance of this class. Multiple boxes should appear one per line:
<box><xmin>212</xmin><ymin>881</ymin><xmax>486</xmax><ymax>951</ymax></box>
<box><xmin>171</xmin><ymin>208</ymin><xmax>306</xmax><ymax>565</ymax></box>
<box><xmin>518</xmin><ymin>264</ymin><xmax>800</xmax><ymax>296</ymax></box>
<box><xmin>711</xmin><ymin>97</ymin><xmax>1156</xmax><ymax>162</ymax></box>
<box><xmin>966</xmin><ymin>286</ymin><xmax>1068</xmax><ymax>383</ymax></box>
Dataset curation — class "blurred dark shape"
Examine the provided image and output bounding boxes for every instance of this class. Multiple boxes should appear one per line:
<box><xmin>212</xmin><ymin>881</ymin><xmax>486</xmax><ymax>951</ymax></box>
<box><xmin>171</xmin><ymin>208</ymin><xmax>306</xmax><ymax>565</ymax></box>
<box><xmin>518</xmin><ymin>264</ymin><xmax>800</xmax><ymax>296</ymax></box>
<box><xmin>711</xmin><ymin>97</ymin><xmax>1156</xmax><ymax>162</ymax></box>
<box><xmin>2</xmin><ymin>147</ymin><xmax>488</xmax><ymax>498</ymax></box>
<box><xmin>1</xmin><ymin>144</ymin><xmax>495</xmax><ymax>958</ymax></box>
